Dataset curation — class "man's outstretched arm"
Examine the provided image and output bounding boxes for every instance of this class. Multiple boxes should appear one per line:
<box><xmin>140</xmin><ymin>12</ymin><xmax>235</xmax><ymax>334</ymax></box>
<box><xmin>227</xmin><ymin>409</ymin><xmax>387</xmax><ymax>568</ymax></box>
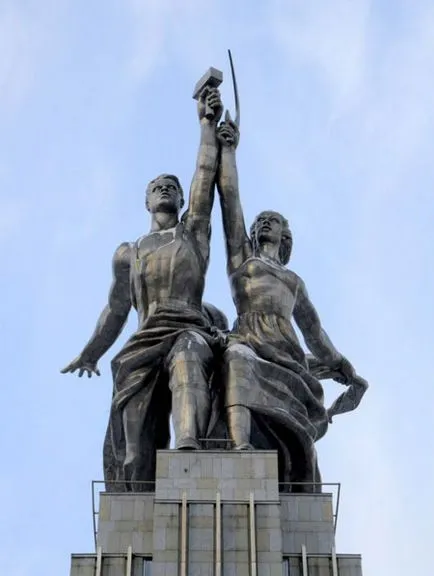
<box><xmin>293</xmin><ymin>277</ymin><xmax>355</xmax><ymax>382</ymax></box>
<box><xmin>61</xmin><ymin>243</ymin><xmax>132</xmax><ymax>377</ymax></box>
<box><xmin>184</xmin><ymin>88</ymin><xmax>222</xmax><ymax>263</ymax></box>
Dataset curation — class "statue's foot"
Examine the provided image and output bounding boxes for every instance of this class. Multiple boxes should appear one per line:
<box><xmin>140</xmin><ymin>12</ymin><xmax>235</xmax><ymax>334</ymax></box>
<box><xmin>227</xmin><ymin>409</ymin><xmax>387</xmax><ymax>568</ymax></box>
<box><xmin>176</xmin><ymin>437</ymin><xmax>201</xmax><ymax>451</ymax></box>
<box><xmin>234</xmin><ymin>442</ymin><xmax>254</xmax><ymax>451</ymax></box>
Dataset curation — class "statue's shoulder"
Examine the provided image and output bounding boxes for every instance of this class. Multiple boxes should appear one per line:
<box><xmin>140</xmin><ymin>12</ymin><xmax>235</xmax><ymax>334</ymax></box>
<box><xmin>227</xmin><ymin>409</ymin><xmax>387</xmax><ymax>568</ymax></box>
<box><xmin>113</xmin><ymin>241</ymin><xmax>133</xmax><ymax>267</ymax></box>
<box><xmin>202</xmin><ymin>302</ymin><xmax>229</xmax><ymax>331</ymax></box>
<box><xmin>285</xmin><ymin>268</ymin><xmax>305</xmax><ymax>291</ymax></box>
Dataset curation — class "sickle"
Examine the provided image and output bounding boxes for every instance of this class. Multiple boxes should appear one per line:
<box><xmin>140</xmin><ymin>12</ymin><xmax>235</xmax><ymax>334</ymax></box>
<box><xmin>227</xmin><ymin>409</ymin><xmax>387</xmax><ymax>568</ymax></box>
<box><xmin>228</xmin><ymin>49</ymin><xmax>240</xmax><ymax>127</ymax></box>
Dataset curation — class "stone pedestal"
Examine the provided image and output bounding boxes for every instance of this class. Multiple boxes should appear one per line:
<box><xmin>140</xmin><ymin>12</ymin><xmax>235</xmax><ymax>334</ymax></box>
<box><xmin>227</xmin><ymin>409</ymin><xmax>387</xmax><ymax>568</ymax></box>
<box><xmin>70</xmin><ymin>450</ymin><xmax>363</xmax><ymax>575</ymax></box>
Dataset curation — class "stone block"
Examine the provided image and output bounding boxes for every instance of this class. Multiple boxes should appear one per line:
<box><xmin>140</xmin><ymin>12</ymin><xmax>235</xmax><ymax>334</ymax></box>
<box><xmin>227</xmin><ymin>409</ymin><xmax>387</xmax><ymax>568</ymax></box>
<box><xmin>293</xmin><ymin>531</ymin><xmax>308</xmax><ymax>553</ymax></box>
<box><xmin>119</xmin><ymin>532</ymin><xmax>133</xmax><ymax>552</ymax></box>
<box><xmin>212</xmin><ymin>457</ymin><xmax>222</xmax><ymax>478</ymax></box>
<box><xmin>70</xmin><ymin>556</ymin><xmax>95</xmax><ymax>576</ymax></box>
<box><xmin>153</xmin><ymin>526</ymin><xmax>166</xmax><ymax>551</ymax></box>
<box><xmin>270</xmin><ymin>563</ymin><xmax>286</xmax><ymax>576</ymax></box>
<box><xmin>110</xmin><ymin>499</ymin><xmax>124</xmax><ymax>521</ymax></box>
<box><xmin>221</xmin><ymin>456</ymin><xmax>235</xmax><ymax>478</ymax></box>
<box><xmin>222</xmin><ymin>561</ymin><xmax>250</xmax><ymax>576</ymax></box>
<box><xmin>189</xmin><ymin>550</ymin><xmax>214</xmax><ymax>562</ymax></box>
<box><xmin>156</xmin><ymin>455</ymin><xmax>169</xmax><ymax>477</ymax></box>
<box><xmin>317</xmin><ymin>530</ymin><xmax>334</xmax><ymax>554</ymax></box>
<box><xmin>281</xmin><ymin>531</ymin><xmax>295</xmax><ymax>555</ymax></box>
<box><xmin>307</xmin><ymin>555</ymin><xmax>331</xmax><ymax>575</ymax></box>
<box><xmin>190</xmin><ymin>527</ymin><xmax>213</xmax><ymax>551</ymax></box>
<box><xmin>323</xmin><ymin>501</ymin><xmax>333</xmax><ymax>522</ymax></box>
<box><xmin>106</xmin><ymin>532</ymin><xmax>121</xmax><ymax>553</ymax></box>
<box><xmin>305</xmin><ymin>532</ymin><xmax>320</xmax><ymax>554</ymax></box>
<box><xmin>155</xmin><ymin>450</ymin><xmax>279</xmax><ymax>502</ymax></box>
<box><xmin>337</xmin><ymin>554</ymin><xmax>363</xmax><ymax>576</ymax></box>
<box><xmin>165</xmin><ymin>528</ymin><xmax>179</xmax><ymax>550</ymax></box>
<box><xmin>99</xmin><ymin>495</ymin><xmax>111</xmax><ymax>521</ymax></box>
<box><xmin>257</xmin><ymin>564</ymin><xmax>271</xmax><ymax>576</ymax></box>
<box><xmin>119</xmin><ymin>498</ymin><xmax>134</xmax><ymax>520</ymax></box>
<box><xmin>153</xmin><ymin>549</ymin><xmax>178</xmax><ymax>563</ymax></box>
<box><xmin>103</xmin><ymin>557</ymin><xmax>126</xmax><ymax>576</ymax></box>
<box><xmin>297</xmin><ymin>498</ymin><xmax>312</xmax><ymax>521</ymax></box>
<box><xmin>131</xmin><ymin>531</ymin><xmax>146</xmax><ymax>552</ymax></box>
<box><xmin>188</xmin><ymin>562</ymin><xmax>214</xmax><ymax>576</ymax></box>
<box><xmin>269</xmin><ymin>527</ymin><xmax>283</xmax><ymax>552</ymax></box>
<box><xmin>201</xmin><ymin>456</ymin><xmax>213</xmax><ymax>477</ymax></box>
<box><xmin>162</xmin><ymin>561</ymin><xmax>178</xmax><ymax>576</ymax></box>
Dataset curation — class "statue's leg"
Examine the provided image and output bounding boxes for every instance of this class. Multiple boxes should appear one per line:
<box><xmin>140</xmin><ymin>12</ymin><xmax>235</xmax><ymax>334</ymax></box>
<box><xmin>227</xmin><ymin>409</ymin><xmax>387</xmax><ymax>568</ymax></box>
<box><xmin>120</xmin><ymin>377</ymin><xmax>151</xmax><ymax>490</ymax></box>
<box><xmin>223</xmin><ymin>343</ymin><xmax>255</xmax><ymax>450</ymax></box>
<box><xmin>227</xmin><ymin>405</ymin><xmax>253</xmax><ymax>450</ymax></box>
<box><xmin>166</xmin><ymin>331</ymin><xmax>213</xmax><ymax>450</ymax></box>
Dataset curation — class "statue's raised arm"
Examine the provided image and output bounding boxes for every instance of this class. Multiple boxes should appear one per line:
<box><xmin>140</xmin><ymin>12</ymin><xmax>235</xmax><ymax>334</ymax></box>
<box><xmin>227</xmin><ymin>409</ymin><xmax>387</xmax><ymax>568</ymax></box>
<box><xmin>183</xmin><ymin>83</ymin><xmax>223</xmax><ymax>267</ymax></box>
<box><xmin>216</xmin><ymin>113</ymin><xmax>252</xmax><ymax>275</ymax></box>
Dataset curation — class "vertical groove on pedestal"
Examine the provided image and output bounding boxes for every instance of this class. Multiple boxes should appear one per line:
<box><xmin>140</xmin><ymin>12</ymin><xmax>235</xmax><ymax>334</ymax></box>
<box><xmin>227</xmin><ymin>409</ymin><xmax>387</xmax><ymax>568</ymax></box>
<box><xmin>249</xmin><ymin>492</ymin><xmax>257</xmax><ymax>576</ymax></box>
<box><xmin>215</xmin><ymin>492</ymin><xmax>222</xmax><ymax>576</ymax></box>
<box><xmin>125</xmin><ymin>545</ymin><xmax>132</xmax><ymax>576</ymax></box>
<box><xmin>301</xmin><ymin>544</ymin><xmax>308</xmax><ymax>576</ymax></box>
<box><xmin>180</xmin><ymin>492</ymin><xmax>188</xmax><ymax>576</ymax></box>
<box><xmin>95</xmin><ymin>546</ymin><xmax>102</xmax><ymax>576</ymax></box>
<box><xmin>331</xmin><ymin>545</ymin><xmax>338</xmax><ymax>576</ymax></box>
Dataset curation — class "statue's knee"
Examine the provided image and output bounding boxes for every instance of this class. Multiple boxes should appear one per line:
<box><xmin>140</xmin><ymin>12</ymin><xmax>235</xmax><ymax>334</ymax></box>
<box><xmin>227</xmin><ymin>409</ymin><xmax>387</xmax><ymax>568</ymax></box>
<box><xmin>170</xmin><ymin>331</ymin><xmax>212</xmax><ymax>366</ymax></box>
<box><xmin>224</xmin><ymin>343</ymin><xmax>251</xmax><ymax>363</ymax></box>
<box><xmin>168</xmin><ymin>334</ymin><xmax>212</xmax><ymax>392</ymax></box>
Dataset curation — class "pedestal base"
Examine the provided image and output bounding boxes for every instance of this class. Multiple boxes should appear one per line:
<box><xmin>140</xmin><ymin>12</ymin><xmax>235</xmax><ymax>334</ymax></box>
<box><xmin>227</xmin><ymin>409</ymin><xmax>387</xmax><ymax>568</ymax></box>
<box><xmin>70</xmin><ymin>450</ymin><xmax>363</xmax><ymax>575</ymax></box>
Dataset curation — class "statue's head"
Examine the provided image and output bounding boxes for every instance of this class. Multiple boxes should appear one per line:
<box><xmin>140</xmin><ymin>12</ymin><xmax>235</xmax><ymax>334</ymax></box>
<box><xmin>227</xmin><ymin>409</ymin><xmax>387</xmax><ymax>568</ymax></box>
<box><xmin>250</xmin><ymin>210</ymin><xmax>293</xmax><ymax>265</ymax></box>
<box><xmin>145</xmin><ymin>174</ymin><xmax>185</xmax><ymax>214</ymax></box>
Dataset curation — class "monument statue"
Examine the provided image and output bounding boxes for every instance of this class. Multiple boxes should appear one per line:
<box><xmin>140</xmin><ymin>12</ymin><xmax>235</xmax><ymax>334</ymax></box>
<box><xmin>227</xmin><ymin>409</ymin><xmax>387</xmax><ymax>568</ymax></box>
<box><xmin>62</xmin><ymin>56</ymin><xmax>367</xmax><ymax>494</ymax></box>
<box><xmin>62</xmin><ymin>73</ymin><xmax>226</xmax><ymax>490</ymax></box>
<box><xmin>215</xmin><ymin>113</ymin><xmax>367</xmax><ymax>491</ymax></box>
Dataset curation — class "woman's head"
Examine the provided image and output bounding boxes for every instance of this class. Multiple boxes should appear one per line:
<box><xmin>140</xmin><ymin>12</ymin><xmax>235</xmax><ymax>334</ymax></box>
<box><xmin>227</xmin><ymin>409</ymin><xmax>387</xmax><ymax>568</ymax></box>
<box><xmin>250</xmin><ymin>210</ymin><xmax>293</xmax><ymax>265</ymax></box>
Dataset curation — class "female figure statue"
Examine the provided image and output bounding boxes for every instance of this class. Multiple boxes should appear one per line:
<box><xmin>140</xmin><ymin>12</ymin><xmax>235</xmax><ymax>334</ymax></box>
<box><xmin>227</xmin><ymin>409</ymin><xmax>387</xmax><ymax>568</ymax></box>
<box><xmin>216</xmin><ymin>114</ymin><xmax>360</xmax><ymax>490</ymax></box>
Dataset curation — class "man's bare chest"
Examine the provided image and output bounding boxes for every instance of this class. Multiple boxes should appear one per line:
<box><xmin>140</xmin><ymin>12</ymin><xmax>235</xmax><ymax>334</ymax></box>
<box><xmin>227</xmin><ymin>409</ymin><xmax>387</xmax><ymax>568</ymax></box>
<box><xmin>133</xmin><ymin>227</ymin><xmax>200</xmax><ymax>276</ymax></box>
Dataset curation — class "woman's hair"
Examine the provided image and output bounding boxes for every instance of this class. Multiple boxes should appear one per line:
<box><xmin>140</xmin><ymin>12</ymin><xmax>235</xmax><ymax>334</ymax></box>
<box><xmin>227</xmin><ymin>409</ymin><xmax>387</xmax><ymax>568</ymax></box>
<box><xmin>249</xmin><ymin>210</ymin><xmax>293</xmax><ymax>265</ymax></box>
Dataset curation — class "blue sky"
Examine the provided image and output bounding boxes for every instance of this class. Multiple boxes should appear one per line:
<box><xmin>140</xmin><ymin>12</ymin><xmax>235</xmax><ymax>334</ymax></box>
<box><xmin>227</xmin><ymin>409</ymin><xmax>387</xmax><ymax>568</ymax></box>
<box><xmin>1</xmin><ymin>1</ymin><xmax>433</xmax><ymax>574</ymax></box>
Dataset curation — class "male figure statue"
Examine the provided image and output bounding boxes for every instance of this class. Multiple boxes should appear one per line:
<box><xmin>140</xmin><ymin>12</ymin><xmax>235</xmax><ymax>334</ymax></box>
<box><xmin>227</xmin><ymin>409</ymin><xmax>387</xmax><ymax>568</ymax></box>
<box><xmin>215</xmin><ymin>114</ymin><xmax>364</xmax><ymax>490</ymax></box>
<box><xmin>62</xmin><ymin>87</ymin><xmax>223</xmax><ymax>489</ymax></box>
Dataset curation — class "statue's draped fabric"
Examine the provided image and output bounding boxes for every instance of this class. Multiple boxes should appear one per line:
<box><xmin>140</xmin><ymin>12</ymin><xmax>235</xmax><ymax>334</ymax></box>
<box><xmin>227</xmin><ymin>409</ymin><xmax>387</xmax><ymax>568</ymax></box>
<box><xmin>103</xmin><ymin>305</ymin><xmax>221</xmax><ymax>490</ymax></box>
<box><xmin>102</xmin><ymin>222</ymin><xmax>224</xmax><ymax>490</ymax></box>
<box><xmin>222</xmin><ymin>259</ymin><xmax>329</xmax><ymax>490</ymax></box>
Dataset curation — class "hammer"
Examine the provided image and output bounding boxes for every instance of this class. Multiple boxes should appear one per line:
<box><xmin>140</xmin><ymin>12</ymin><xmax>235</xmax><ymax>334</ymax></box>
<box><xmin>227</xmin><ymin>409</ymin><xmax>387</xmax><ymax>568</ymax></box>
<box><xmin>192</xmin><ymin>66</ymin><xmax>223</xmax><ymax>120</ymax></box>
